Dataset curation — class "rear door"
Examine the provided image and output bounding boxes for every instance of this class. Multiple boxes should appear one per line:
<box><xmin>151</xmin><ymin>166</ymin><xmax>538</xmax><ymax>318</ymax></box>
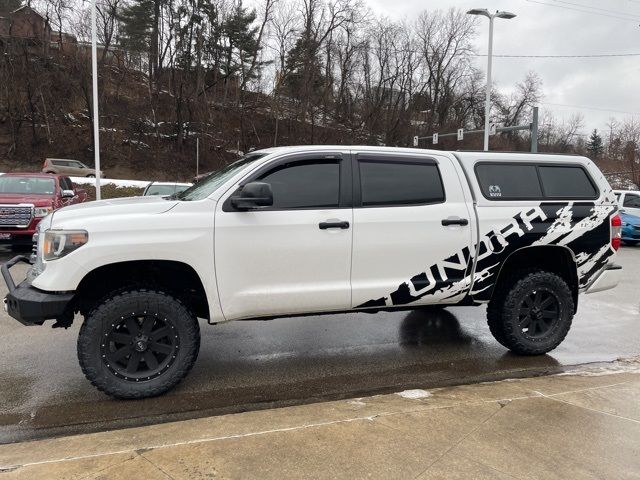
<box><xmin>350</xmin><ymin>152</ymin><xmax>474</xmax><ymax>309</ymax></box>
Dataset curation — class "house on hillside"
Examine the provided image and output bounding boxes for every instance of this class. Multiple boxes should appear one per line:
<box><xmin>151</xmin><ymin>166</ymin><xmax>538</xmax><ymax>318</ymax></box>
<box><xmin>0</xmin><ymin>5</ymin><xmax>52</xmax><ymax>54</ymax></box>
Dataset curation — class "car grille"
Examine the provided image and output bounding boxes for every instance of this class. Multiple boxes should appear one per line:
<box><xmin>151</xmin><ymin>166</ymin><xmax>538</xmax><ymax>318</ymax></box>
<box><xmin>0</xmin><ymin>205</ymin><xmax>34</xmax><ymax>228</ymax></box>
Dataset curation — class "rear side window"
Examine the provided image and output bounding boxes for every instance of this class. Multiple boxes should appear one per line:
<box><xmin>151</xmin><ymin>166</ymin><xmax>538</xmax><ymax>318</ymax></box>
<box><xmin>476</xmin><ymin>163</ymin><xmax>598</xmax><ymax>200</ymax></box>
<box><xmin>475</xmin><ymin>164</ymin><xmax>542</xmax><ymax>199</ymax></box>
<box><xmin>358</xmin><ymin>160</ymin><xmax>444</xmax><ymax>207</ymax></box>
<box><xmin>258</xmin><ymin>160</ymin><xmax>340</xmax><ymax>209</ymax></box>
<box><xmin>624</xmin><ymin>194</ymin><xmax>640</xmax><ymax>208</ymax></box>
<box><xmin>538</xmin><ymin>166</ymin><xmax>597</xmax><ymax>198</ymax></box>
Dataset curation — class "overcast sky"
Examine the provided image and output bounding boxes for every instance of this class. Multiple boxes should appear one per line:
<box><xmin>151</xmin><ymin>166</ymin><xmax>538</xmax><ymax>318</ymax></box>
<box><xmin>363</xmin><ymin>0</ymin><xmax>640</xmax><ymax>136</ymax></box>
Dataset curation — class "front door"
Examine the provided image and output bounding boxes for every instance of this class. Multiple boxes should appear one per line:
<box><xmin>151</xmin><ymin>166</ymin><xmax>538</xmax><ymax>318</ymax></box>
<box><xmin>215</xmin><ymin>153</ymin><xmax>353</xmax><ymax>320</ymax></box>
<box><xmin>350</xmin><ymin>152</ymin><xmax>474</xmax><ymax>309</ymax></box>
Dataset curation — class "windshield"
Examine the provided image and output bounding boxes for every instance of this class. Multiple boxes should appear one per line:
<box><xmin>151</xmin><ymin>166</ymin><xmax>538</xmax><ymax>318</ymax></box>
<box><xmin>176</xmin><ymin>153</ymin><xmax>267</xmax><ymax>201</ymax></box>
<box><xmin>145</xmin><ymin>184</ymin><xmax>191</xmax><ymax>196</ymax></box>
<box><xmin>0</xmin><ymin>176</ymin><xmax>56</xmax><ymax>195</ymax></box>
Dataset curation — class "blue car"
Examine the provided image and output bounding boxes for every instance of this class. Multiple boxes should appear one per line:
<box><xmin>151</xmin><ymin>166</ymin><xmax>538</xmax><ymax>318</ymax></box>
<box><xmin>621</xmin><ymin>211</ymin><xmax>640</xmax><ymax>246</ymax></box>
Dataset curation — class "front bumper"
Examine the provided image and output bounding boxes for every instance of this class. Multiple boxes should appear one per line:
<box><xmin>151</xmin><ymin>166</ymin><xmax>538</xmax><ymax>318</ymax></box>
<box><xmin>2</xmin><ymin>255</ymin><xmax>74</xmax><ymax>325</ymax></box>
<box><xmin>584</xmin><ymin>263</ymin><xmax>622</xmax><ymax>294</ymax></box>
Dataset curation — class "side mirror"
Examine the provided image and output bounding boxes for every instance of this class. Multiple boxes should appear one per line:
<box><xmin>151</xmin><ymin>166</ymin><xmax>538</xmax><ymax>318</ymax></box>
<box><xmin>619</xmin><ymin>209</ymin><xmax>626</xmax><ymax>214</ymax></box>
<box><xmin>231</xmin><ymin>182</ymin><xmax>273</xmax><ymax>210</ymax></box>
<box><xmin>62</xmin><ymin>189</ymin><xmax>75</xmax><ymax>198</ymax></box>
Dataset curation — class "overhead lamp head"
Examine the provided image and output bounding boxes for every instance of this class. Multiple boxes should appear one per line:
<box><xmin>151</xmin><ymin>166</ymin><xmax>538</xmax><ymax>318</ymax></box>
<box><xmin>496</xmin><ymin>10</ymin><xmax>517</xmax><ymax>19</ymax></box>
<box><xmin>466</xmin><ymin>8</ymin><xmax>491</xmax><ymax>18</ymax></box>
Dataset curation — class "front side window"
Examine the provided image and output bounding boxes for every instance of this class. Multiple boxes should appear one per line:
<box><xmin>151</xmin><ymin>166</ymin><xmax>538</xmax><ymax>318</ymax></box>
<box><xmin>60</xmin><ymin>177</ymin><xmax>73</xmax><ymax>191</ymax></box>
<box><xmin>358</xmin><ymin>160</ymin><xmax>444</xmax><ymax>207</ymax></box>
<box><xmin>476</xmin><ymin>164</ymin><xmax>542</xmax><ymax>199</ymax></box>
<box><xmin>258</xmin><ymin>160</ymin><xmax>340</xmax><ymax>209</ymax></box>
<box><xmin>624</xmin><ymin>194</ymin><xmax>640</xmax><ymax>208</ymax></box>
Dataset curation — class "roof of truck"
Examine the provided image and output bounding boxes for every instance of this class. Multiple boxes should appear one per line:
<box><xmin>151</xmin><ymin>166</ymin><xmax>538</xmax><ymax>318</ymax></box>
<box><xmin>253</xmin><ymin>145</ymin><xmax>582</xmax><ymax>156</ymax></box>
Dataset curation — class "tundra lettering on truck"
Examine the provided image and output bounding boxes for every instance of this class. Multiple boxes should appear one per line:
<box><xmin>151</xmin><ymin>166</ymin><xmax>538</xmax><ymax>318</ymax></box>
<box><xmin>2</xmin><ymin>146</ymin><xmax>622</xmax><ymax>399</ymax></box>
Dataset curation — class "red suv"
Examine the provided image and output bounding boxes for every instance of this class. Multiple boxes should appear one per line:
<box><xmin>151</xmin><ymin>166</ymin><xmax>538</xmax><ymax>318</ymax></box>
<box><xmin>0</xmin><ymin>173</ymin><xmax>87</xmax><ymax>246</ymax></box>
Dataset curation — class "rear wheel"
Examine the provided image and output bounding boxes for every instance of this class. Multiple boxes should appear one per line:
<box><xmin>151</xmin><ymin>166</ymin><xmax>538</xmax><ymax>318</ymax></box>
<box><xmin>487</xmin><ymin>270</ymin><xmax>574</xmax><ymax>355</ymax></box>
<box><xmin>77</xmin><ymin>289</ymin><xmax>200</xmax><ymax>399</ymax></box>
<box><xmin>86</xmin><ymin>174</ymin><xmax>96</xmax><ymax>178</ymax></box>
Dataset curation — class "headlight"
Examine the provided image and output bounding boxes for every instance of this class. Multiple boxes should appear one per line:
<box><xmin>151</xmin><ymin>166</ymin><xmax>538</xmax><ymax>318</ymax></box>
<box><xmin>35</xmin><ymin>207</ymin><xmax>54</xmax><ymax>218</ymax></box>
<box><xmin>43</xmin><ymin>230</ymin><xmax>88</xmax><ymax>261</ymax></box>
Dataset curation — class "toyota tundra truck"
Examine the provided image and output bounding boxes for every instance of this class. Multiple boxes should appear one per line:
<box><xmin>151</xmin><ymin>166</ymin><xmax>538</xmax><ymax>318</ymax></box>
<box><xmin>2</xmin><ymin>146</ymin><xmax>622</xmax><ymax>399</ymax></box>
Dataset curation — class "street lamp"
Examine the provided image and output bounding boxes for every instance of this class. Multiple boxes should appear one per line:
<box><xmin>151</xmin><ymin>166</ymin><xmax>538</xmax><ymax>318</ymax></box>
<box><xmin>90</xmin><ymin>0</ymin><xmax>102</xmax><ymax>200</ymax></box>
<box><xmin>467</xmin><ymin>8</ymin><xmax>516</xmax><ymax>151</ymax></box>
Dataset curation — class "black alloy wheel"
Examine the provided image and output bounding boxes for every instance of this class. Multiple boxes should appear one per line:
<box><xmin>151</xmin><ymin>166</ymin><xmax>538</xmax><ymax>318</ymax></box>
<box><xmin>517</xmin><ymin>289</ymin><xmax>560</xmax><ymax>339</ymax></box>
<box><xmin>102</xmin><ymin>313</ymin><xmax>180</xmax><ymax>382</ymax></box>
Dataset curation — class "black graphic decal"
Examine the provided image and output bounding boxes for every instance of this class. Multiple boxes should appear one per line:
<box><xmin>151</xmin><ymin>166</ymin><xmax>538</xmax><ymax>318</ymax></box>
<box><xmin>356</xmin><ymin>201</ymin><xmax>616</xmax><ymax>308</ymax></box>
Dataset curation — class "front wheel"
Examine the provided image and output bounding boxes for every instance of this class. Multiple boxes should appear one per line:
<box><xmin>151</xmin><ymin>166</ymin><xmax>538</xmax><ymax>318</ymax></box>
<box><xmin>487</xmin><ymin>270</ymin><xmax>574</xmax><ymax>355</ymax></box>
<box><xmin>86</xmin><ymin>174</ymin><xmax>96</xmax><ymax>178</ymax></box>
<box><xmin>77</xmin><ymin>289</ymin><xmax>200</xmax><ymax>399</ymax></box>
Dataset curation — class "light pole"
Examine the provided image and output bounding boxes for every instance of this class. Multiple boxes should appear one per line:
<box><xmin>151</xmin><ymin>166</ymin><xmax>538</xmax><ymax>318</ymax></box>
<box><xmin>91</xmin><ymin>0</ymin><xmax>102</xmax><ymax>199</ymax></box>
<box><xmin>466</xmin><ymin>8</ymin><xmax>516</xmax><ymax>151</ymax></box>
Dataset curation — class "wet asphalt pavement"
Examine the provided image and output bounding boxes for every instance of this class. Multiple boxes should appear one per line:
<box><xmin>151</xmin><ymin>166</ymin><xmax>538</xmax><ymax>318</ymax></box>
<box><xmin>1</xmin><ymin>246</ymin><xmax>639</xmax><ymax>444</ymax></box>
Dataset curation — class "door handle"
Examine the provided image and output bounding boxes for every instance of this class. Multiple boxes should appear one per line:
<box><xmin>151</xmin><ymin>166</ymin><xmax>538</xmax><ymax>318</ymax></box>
<box><xmin>441</xmin><ymin>217</ymin><xmax>469</xmax><ymax>227</ymax></box>
<box><xmin>319</xmin><ymin>221</ymin><xmax>350</xmax><ymax>230</ymax></box>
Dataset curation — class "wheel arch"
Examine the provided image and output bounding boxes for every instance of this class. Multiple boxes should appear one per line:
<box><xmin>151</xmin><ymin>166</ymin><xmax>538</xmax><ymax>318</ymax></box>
<box><xmin>488</xmin><ymin>245</ymin><xmax>579</xmax><ymax>312</ymax></box>
<box><xmin>74</xmin><ymin>260</ymin><xmax>210</xmax><ymax>320</ymax></box>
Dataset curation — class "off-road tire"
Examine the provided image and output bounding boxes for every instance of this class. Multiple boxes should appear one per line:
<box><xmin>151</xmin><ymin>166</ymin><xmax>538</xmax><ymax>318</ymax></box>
<box><xmin>77</xmin><ymin>289</ymin><xmax>200</xmax><ymax>399</ymax></box>
<box><xmin>487</xmin><ymin>270</ymin><xmax>574</xmax><ymax>355</ymax></box>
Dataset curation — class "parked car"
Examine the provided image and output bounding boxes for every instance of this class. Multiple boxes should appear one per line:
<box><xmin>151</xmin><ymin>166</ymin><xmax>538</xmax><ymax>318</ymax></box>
<box><xmin>620</xmin><ymin>211</ymin><xmax>640</xmax><ymax>246</ymax></box>
<box><xmin>613</xmin><ymin>189</ymin><xmax>640</xmax><ymax>218</ymax></box>
<box><xmin>0</xmin><ymin>173</ymin><xmax>87</xmax><ymax>246</ymax></box>
<box><xmin>143</xmin><ymin>182</ymin><xmax>192</xmax><ymax>196</ymax></box>
<box><xmin>3</xmin><ymin>147</ymin><xmax>621</xmax><ymax>399</ymax></box>
<box><xmin>42</xmin><ymin>158</ymin><xmax>104</xmax><ymax>178</ymax></box>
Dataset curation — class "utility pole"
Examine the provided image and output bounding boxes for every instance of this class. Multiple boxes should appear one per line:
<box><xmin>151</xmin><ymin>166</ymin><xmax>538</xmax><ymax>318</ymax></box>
<box><xmin>196</xmin><ymin>137</ymin><xmax>199</xmax><ymax>177</ymax></box>
<box><xmin>467</xmin><ymin>8</ymin><xmax>516</xmax><ymax>151</ymax></box>
<box><xmin>91</xmin><ymin>0</ymin><xmax>101</xmax><ymax>200</ymax></box>
<box><xmin>531</xmin><ymin>106</ymin><xmax>539</xmax><ymax>153</ymax></box>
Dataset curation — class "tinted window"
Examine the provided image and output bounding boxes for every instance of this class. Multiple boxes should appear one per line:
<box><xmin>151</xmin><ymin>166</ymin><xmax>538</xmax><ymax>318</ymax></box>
<box><xmin>539</xmin><ymin>166</ymin><xmax>597</xmax><ymax>198</ymax></box>
<box><xmin>624</xmin><ymin>194</ymin><xmax>640</xmax><ymax>208</ymax></box>
<box><xmin>258</xmin><ymin>160</ymin><xmax>340</xmax><ymax>209</ymax></box>
<box><xmin>60</xmin><ymin>177</ymin><xmax>73</xmax><ymax>190</ymax></box>
<box><xmin>359</xmin><ymin>160</ymin><xmax>444</xmax><ymax>207</ymax></box>
<box><xmin>476</xmin><ymin>164</ymin><xmax>542</xmax><ymax>199</ymax></box>
<box><xmin>52</xmin><ymin>160</ymin><xmax>68</xmax><ymax>166</ymax></box>
<box><xmin>145</xmin><ymin>184</ymin><xmax>176</xmax><ymax>196</ymax></box>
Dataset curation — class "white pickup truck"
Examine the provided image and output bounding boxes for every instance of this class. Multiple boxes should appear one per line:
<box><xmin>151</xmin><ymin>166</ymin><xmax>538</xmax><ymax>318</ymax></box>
<box><xmin>3</xmin><ymin>146</ymin><xmax>622</xmax><ymax>398</ymax></box>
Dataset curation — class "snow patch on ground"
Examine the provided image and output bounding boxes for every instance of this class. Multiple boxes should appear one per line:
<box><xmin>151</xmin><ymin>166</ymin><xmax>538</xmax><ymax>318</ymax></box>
<box><xmin>70</xmin><ymin>176</ymin><xmax>150</xmax><ymax>188</ymax></box>
<box><xmin>396</xmin><ymin>389</ymin><xmax>432</xmax><ymax>399</ymax></box>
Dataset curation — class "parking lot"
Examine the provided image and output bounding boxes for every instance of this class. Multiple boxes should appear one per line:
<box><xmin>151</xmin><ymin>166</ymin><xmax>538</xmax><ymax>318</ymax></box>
<box><xmin>1</xmin><ymin>245</ymin><xmax>639</xmax><ymax>445</ymax></box>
